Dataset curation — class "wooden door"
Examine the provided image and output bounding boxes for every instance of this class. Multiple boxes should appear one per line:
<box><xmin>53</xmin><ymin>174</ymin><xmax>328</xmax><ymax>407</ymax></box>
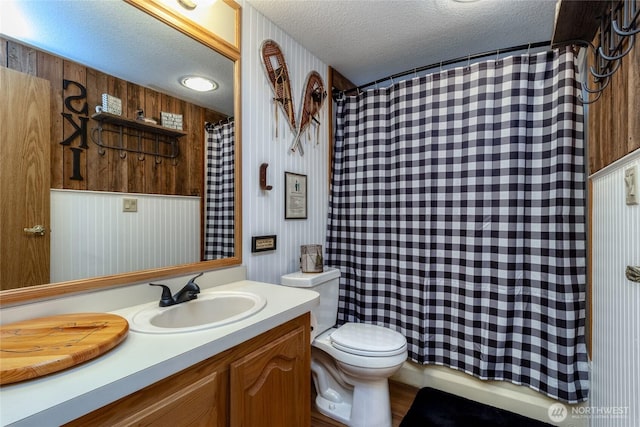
<box><xmin>0</xmin><ymin>67</ymin><xmax>51</xmax><ymax>290</ymax></box>
<box><xmin>230</xmin><ymin>325</ymin><xmax>311</xmax><ymax>427</ymax></box>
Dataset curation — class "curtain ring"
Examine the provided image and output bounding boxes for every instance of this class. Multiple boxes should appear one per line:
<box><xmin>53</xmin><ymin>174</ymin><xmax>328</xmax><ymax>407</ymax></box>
<box><xmin>440</xmin><ymin>61</ymin><xmax>443</xmax><ymax>73</ymax></box>
<box><xmin>527</xmin><ymin>42</ymin><xmax>531</xmax><ymax>55</ymax></box>
<box><xmin>466</xmin><ymin>54</ymin><xmax>471</xmax><ymax>69</ymax></box>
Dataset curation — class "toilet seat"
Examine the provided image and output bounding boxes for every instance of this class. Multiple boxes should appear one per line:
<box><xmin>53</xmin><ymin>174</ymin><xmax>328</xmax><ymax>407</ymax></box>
<box><xmin>330</xmin><ymin>323</ymin><xmax>407</xmax><ymax>357</ymax></box>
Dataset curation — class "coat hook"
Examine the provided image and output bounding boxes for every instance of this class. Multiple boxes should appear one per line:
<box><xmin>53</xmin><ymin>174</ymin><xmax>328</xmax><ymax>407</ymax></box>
<box><xmin>260</xmin><ymin>163</ymin><xmax>273</xmax><ymax>191</ymax></box>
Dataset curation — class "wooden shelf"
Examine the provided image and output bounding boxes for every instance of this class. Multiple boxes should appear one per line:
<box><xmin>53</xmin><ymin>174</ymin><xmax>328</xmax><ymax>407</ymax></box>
<box><xmin>90</xmin><ymin>112</ymin><xmax>185</xmax><ymax>162</ymax></box>
<box><xmin>91</xmin><ymin>112</ymin><xmax>187</xmax><ymax>137</ymax></box>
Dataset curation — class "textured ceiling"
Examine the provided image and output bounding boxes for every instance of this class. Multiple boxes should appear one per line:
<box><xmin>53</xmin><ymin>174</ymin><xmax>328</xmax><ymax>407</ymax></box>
<box><xmin>2</xmin><ymin>0</ymin><xmax>560</xmax><ymax>110</ymax></box>
<box><xmin>248</xmin><ymin>0</ymin><xmax>560</xmax><ymax>87</ymax></box>
<box><xmin>1</xmin><ymin>0</ymin><xmax>235</xmax><ymax>115</ymax></box>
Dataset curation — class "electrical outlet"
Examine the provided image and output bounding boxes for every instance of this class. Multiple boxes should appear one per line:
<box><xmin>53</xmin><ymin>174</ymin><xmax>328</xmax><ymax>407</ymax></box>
<box><xmin>625</xmin><ymin>166</ymin><xmax>638</xmax><ymax>205</ymax></box>
<box><xmin>123</xmin><ymin>198</ymin><xmax>138</xmax><ymax>212</ymax></box>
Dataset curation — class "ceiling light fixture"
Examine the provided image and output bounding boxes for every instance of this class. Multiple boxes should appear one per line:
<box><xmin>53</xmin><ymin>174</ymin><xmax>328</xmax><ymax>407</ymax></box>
<box><xmin>181</xmin><ymin>76</ymin><xmax>217</xmax><ymax>92</ymax></box>
<box><xmin>177</xmin><ymin>0</ymin><xmax>197</xmax><ymax>10</ymax></box>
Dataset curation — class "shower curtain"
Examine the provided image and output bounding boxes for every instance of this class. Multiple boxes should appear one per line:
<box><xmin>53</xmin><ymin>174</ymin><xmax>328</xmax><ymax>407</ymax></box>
<box><xmin>204</xmin><ymin>121</ymin><xmax>235</xmax><ymax>259</ymax></box>
<box><xmin>326</xmin><ymin>47</ymin><xmax>589</xmax><ymax>403</ymax></box>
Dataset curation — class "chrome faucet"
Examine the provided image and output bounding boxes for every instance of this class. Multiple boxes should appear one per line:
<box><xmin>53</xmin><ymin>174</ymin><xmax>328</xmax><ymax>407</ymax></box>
<box><xmin>150</xmin><ymin>273</ymin><xmax>202</xmax><ymax>307</ymax></box>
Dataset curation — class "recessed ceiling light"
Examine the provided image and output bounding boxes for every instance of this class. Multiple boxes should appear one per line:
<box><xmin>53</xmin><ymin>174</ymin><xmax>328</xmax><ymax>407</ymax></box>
<box><xmin>177</xmin><ymin>0</ymin><xmax>197</xmax><ymax>10</ymax></box>
<box><xmin>181</xmin><ymin>76</ymin><xmax>217</xmax><ymax>92</ymax></box>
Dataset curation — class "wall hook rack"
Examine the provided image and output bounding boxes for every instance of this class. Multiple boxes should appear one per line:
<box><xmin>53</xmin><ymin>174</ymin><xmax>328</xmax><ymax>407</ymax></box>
<box><xmin>90</xmin><ymin>112</ymin><xmax>185</xmax><ymax>164</ymax></box>
<box><xmin>260</xmin><ymin>163</ymin><xmax>273</xmax><ymax>191</ymax></box>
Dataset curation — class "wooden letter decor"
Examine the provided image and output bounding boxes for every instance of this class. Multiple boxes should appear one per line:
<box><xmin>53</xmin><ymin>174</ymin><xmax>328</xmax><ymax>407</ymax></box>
<box><xmin>60</xmin><ymin>79</ymin><xmax>89</xmax><ymax>181</ymax></box>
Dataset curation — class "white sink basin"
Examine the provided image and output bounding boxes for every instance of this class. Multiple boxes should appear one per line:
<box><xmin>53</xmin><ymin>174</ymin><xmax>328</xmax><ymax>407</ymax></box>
<box><xmin>129</xmin><ymin>291</ymin><xmax>267</xmax><ymax>334</ymax></box>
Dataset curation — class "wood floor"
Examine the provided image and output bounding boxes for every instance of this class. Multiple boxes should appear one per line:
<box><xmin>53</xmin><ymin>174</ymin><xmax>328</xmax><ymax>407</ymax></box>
<box><xmin>311</xmin><ymin>380</ymin><xmax>419</xmax><ymax>427</ymax></box>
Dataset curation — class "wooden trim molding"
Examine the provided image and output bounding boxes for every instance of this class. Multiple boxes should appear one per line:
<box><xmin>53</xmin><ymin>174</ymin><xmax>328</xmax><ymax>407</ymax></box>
<box><xmin>125</xmin><ymin>0</ymin><xmax>240</xmax><ymax>60</ymax></box>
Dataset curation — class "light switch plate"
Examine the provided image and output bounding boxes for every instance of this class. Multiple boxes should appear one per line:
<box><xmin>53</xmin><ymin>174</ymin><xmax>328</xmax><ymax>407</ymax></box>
<box><xmin>625</xmin><ymin>166</ymin><xmax>638</xmax><ymax>205</ymax></box>
<box><xmin>123</xmin><ymin>198</ymin><xmax>138</xmax><ymax>212</ymax></box>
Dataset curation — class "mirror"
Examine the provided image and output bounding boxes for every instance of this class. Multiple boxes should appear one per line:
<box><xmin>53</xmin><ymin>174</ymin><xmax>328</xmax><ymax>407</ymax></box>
<box><xmin>0</xmin><ymin>0</ymin><xmax>241</xmax><ymax>304</ymax></box>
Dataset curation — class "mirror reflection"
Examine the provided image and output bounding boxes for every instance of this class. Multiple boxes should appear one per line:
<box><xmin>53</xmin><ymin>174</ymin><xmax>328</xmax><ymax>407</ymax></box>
<box><xmin>0</xmin><ymin>0</ymin><xmax>238</xmax><ymax>291</ymax></box>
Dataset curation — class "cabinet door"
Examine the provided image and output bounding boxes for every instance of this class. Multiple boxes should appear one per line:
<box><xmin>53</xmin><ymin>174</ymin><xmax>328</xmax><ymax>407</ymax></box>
<box><xmin>65</xmin><ymin>362</ymin><xmax>225</xmax><ymax>427</ymax></box>
<box><xmin>230</xmin><ymin>325</ymin><xmax>310</xmax><ymax>427</ymax></box>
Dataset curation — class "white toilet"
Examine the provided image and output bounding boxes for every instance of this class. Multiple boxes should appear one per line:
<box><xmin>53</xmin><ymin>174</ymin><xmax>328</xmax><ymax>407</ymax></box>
<box><xmin>281</xmin><ymin>267</ymin><xmax>407</xmax><ymax>427</ymax></box>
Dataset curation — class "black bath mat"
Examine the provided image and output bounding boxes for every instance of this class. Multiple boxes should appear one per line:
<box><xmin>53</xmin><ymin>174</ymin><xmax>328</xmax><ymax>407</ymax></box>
<box><xmin>400</xmin><ymin>387</ymin><xmax>553</xmax><ymax>427</ymax></box>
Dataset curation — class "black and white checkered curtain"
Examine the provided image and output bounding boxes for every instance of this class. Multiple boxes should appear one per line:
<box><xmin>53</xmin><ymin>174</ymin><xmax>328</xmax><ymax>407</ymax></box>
<box><xmin>326</xmin><ymin>47</ymin><xmax>589</xmax><ymax>403</ymax></box>
<box><xmin>204</xmin><ymin>121</ymin><xmax>235</xmax><ymax>259</ymax></box>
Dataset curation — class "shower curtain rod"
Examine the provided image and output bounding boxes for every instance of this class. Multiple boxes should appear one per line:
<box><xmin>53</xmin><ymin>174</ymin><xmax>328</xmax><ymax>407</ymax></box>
<box><xmin>337</xmin><ymin>40</ymin><xmax>554</xmax><ymax>97</ymax></box>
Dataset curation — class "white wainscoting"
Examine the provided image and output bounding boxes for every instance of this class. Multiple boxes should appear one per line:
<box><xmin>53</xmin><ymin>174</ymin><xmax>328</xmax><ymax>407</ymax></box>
<box><xmin>590</xmin><ymin>148</ymin><xmax>640</xmax><ymax>427</ymax></box>
<box><xmin>241</xmin><ymin>1</ymin><xmax>330</xmax><ymax>284</ymax></box>
<box><xmin>50</xmin><ymin>189</ymin><xmax>200</xmax><ymax>283</ymax></box>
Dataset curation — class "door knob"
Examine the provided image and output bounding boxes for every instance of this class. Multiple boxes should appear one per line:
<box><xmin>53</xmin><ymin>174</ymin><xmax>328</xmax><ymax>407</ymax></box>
<box><xmin>23</xmin><ymin>225</ymin><xmax>46</xmax><ymax>236</ymax></box>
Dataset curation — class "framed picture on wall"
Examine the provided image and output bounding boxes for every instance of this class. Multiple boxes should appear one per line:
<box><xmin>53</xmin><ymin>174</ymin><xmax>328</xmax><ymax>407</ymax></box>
<box><xmin>284</xmin><ymin>172</ymin><xmax>307</xmax><ymax>219</ymax></box>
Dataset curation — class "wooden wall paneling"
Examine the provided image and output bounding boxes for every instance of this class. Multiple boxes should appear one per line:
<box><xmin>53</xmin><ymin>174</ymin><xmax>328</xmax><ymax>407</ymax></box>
<box><xmin>182</xmin><ymin>98</ymin><xmax>195</xmax><ymax>197</ymax></box>
<box><xmin>598</xmin><ymin>59</ymin><xmax>610</xmax><ymax>172</ymax></box>
<box><xmin>126</xmin><ymin>82</ymin><xmax>147</xmax><ymax>194</ymax></box>
<box><xmin>588</xmin><ymin>30</ymin><xmax>639</xmax><ymax>173</ymax></box>
<box><xmin>5</xmin><ymin>39</ymin><xmax>211</xmax><ymax>197</ymax></box>
<box><xmin>588</xmin><ymin>92</ymin><xmax>599</xmax><ymax>172</ymax></box>
<box><xmin>611</xmin><ymin>54</ymin><xmax>628</xmax><ymax>163</ymax></box>
<box><xmin>6</xmin><ymin>41</ymin><xmax>36</xmax><ymax>75</ymax></box>
<box><xmin>107</xmin><ymin>75</ymin><xmax>129</xmax><ymax>193</ymax></box>
<box><xmin>172</xmin><ymin>98</ymin><xmax>189</xmax><ymax>196</ymax></box>
<box><xmin>62</xmin><ymin>60</ymin><xmax>87</xmax><ymax>190</ymax></box>
<box><xmin>85</xmin><ymin>68</ymin><xmax>109</xmax><ymax>192</ymax></box>
<box><xmin>143</xmin><ymin>88</ymin><xmax>163</xmax><ymax>194</ymax></box>
<box><xmin>595</xmin><ymin>86</ymin><xmax>606</xmax><ymax>173</ymax></box>
<box><xmin>36</xmin><ymin>50</ymin><xmax>64</xmax><ymax>190</ymax></box>
<box><xmin>203</xmin><ymin>109</ymin><xmax>227</xmax><ymax>124</ymax></box>
<box><xmin>588</xmin><ymin>33</ymin><xmax>602</xmax><ymax>173</ymax></box>
<box><xmin>184</xmin><ymin>104</ymin><xmax>197</xmax><ymax>197</ymax></box>
<box><xmin>152</xmin><ymin>93</ymin><xmax>171</xmax><ymax>194</ymax></box>
<box><xmin>196</xmin><ymin>108</ymin><xmax>205</xmax><ymax>197</ymax></box>
<box><xmin>173</xmin><ymin>97</ymin><xmax>187</xmax><ymax>196</ymax></box>
<box><xmin>161</xmin><ymin>94</ymin><xmax>179</xmax><ymax>195</ymax></box>
<box><xmin>598</xmin><ymin>80</ymin><xmax>612</xmax><ymax>172</ymax></box>
<box><xmin>1</xmin><ymin>38</ymin><xmax>7</xmax><ymax>66</ymax></box>
<box><xmin>627</xmin><ymin>45</ymin><xmax>640</xmax><ymax>154</ymax></box>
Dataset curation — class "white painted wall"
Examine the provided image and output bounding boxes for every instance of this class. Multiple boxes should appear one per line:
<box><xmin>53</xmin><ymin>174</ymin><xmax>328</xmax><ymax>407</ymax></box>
<box><xmin>50</xmin><ymin>189</ymin><xmax>199</xmax><ymax>283</ymax></box>
<box><xmin>241</xmin><ymin>1</ymin><xmax>330</xmax><ymax>284</ymax></box>
<box><xmin>590</xmin><ymin>148</ymin><xmax>640</xmax><ymax>427</ymax></box>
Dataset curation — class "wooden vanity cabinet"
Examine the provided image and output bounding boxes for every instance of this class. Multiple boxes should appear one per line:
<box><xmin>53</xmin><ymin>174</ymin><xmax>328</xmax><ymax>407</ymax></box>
<box><xmin>65</xmin><ymin>313</ymin><xmax>310</xmax><ymax>427</ymax></box>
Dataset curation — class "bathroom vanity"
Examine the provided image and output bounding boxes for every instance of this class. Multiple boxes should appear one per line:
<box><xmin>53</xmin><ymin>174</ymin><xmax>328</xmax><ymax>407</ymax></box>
<box><xmin>65</xmin><ymin>314</ymin><xmax>310</xmax><ymax>427</ymax></box>
<box><xmin>0</xmin><ymin>267</ymin><xmax>319</xmax><ymax>427</ymax></box>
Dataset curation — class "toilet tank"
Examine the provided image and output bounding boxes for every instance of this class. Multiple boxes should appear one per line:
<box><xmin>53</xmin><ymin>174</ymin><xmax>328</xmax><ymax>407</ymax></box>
<box><xmin>281</xmin><ymin>267</ymin><xmax>341</xmax><ymax>335</ymax></box>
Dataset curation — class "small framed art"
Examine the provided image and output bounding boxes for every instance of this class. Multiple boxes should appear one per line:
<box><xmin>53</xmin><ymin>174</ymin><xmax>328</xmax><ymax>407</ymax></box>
<box><xmin>251</xmin><ymin>235</ymin><xmax>277</xmax><ymax>253</ymax></box>
<box><xmin>284</xmin><ymin>172</ymin><xmax>307</xmax><ymax>219</ymax></box>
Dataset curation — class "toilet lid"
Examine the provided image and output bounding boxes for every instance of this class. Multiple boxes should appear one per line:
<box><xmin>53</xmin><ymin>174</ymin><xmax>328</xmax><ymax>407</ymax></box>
<box><xmin>330</xmin><ymin>323</ymin><xmax>406</xmax><ymax>357</ymax></box>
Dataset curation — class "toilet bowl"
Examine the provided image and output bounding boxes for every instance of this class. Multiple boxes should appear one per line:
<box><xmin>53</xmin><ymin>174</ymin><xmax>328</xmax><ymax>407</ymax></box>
<box><xmin>281</xmin><ymin>268</ymin><xmax>408</xmax><ymax>427</ymax></box>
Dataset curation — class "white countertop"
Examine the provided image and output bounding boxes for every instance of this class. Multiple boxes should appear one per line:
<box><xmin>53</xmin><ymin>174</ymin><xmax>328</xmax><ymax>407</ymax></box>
<box><xmin>0</xmin><ymin>280</ymin><xmax>319</xmax><ymax>426</ymax></box>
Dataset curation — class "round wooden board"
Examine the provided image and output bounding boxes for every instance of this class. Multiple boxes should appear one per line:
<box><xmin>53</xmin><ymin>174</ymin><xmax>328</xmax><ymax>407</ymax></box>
<box><xmin>0</xmin><ymin>313</ymin><xmax>129</xmax><ymax>385</ymax></box>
